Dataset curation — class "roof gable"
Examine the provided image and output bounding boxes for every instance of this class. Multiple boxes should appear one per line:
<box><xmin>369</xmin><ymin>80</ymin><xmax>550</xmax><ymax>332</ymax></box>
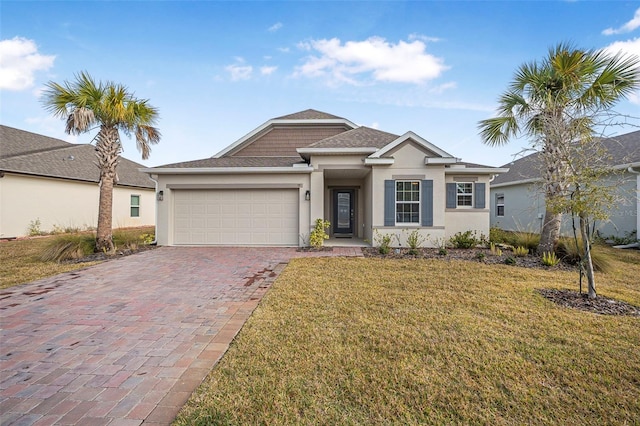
<box><xmin>214</xmin><ymin>110</ymin><xmax>357</xmax><ymax>158</ymax></box>
<box><xmin>369</xmin><ymin>131</ymin><xmax>455</xmax><ymax>159</ymax></box>
<box><xmin>273</xmin><ymin>109</ymin><xmax>346</xmax><ymax>120</ymax></box>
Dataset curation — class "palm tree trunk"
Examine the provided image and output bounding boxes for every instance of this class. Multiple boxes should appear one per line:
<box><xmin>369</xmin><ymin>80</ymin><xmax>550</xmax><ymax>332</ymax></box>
<box><xmin>579</xmin><ymin>213</ymin><xmax>597</xmax><ymax>299</ymax></box>
<box><xmin>96</xmin><ymin>175</ymin><xmax>115</xmax><ymax>252</ymax></box>
<box><xmin>94</xmin><ymin>125</ymin><xmax>121</xmax><ymax>253</ymax></box>
<box><xmin>538</xmin><ymin>208</ymin><xmax>561</xmax><ymax>254</ymax></box>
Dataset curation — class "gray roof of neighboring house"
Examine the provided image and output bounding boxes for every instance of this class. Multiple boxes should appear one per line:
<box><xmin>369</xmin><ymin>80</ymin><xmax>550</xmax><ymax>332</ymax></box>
<box><xmin>306</xmin><ymin>126</ymin><xmax>399</xmax><ymax>149</ymax></box>
<box><xmin>0</xmin><ymin>125</ymin><xmax>154</xmax><ymax>188</ymax></box>
<box><xmin>157</xmin><ymin>156</ymin><xmax>306</xmax><ymax>168</ymax></box>
<box><xmin>492</xmin><ymin>130</ymin><xmax>640</xmax><ymax>185</ymax></box>
<box><xmin>273</xmin><ymin>109</ymin><xmax>346</xmax><ymax>120</ymax></box>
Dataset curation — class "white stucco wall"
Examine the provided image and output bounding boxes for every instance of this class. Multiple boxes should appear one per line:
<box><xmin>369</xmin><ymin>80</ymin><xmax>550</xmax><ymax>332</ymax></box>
<box><xmin>152</xmin><ymin>172</ymin><xmax>311</xmax><ymax>246</ymax></box>
<box><xmin>0</xmin><ymin>173</ymin><xmax>155</xmax><ymax>238</ymax></box>
<box><xmin>370</xmin><ymin>143</ymin><xmax>448</xmax><ymax>247</ymax></box>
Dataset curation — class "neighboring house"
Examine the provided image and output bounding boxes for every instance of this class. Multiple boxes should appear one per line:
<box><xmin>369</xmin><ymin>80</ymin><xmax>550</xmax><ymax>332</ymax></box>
<box><xmin>490</xmin><ymin>130</ymin><xmax>640</xmax><ymax>240</ymax></box>
<box><xmin>0</xmin><ymin>125</ymin><xmax>155</xmax><ymax>238</ymax></box>
<box><xmin>144</xmin><ymin>109</ymin><xmax>507</xmax><ymax>247</ymax></box>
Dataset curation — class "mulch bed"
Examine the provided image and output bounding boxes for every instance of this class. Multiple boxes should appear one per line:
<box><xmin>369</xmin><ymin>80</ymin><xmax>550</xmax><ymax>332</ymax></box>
<box><xmin>64</xmin><ymin>244</ymin><xmax>158</xmax><ymax>264</ymax></box>
<box><xmin>537</xmin><ymin>288</ymin><xmax>640</xmax><ymax>316</ymax></box>
<box><xmin>363</xmin><ymin>246</ymin><xmax>640</xmax><ymax>316</ymax></box>
<box><xmin>362</xmin><ymin>247</ymin><xmax>573</xmax><ymax>270</ymax></box>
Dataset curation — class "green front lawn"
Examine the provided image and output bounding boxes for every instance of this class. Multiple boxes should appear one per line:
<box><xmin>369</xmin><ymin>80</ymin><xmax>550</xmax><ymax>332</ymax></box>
<box><xmin>175</xmin><ymin>249</ymin><xmax>640</xmax><ymax>425</ymax></box>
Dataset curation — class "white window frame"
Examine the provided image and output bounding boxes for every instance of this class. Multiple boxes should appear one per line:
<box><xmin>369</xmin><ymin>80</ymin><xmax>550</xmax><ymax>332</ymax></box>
<box><xmin>395</xmin><ymin>180</ymin><xmax>420</xmax><ymax>224</ymax></box>
<box><xmin>496</xmin><ymin>193</ymin><xmax>505</xmax><ymax>217</ymax></box>
<box><xmin>456</xmin><ymin>182</ymin><xmax>473</xmax><ymax>208</ymax></box>
<box><xmin>130</xmin><ymin>194</ymin><xmax>141</xmax><ymax>218</ymax></box>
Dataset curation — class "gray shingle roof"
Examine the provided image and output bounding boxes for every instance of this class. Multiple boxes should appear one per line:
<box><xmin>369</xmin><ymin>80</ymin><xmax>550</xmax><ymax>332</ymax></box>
<box><xmin>156</xmin><ymin>156</ymin><xmax>306</xmax><ymax>168</ymax></box>
<box><xmin>0</xmin><ymin>125</ymin><xmax>154</xmax><ymax>188</ymax></box>
<box><xmin>273</xmin><ymin>109</ymin><xmax>346</xmax><ymax>120</ymax></box>
<box><xmin>307</xmin><ymin>126</ymin><xmax>399</xmax><ymax>149</ymax></box>
<box><xmin>492</xmin><ymin>130</ymin><xmax>640</xmax><ymax>185</ymax></box>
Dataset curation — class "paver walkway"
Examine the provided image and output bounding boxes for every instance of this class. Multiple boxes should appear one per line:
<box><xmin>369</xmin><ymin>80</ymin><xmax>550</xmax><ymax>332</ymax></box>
<box><xmin>0</xmin><ymin>246</ymin><xmax>362</xmax><ymax>425</ymax></box>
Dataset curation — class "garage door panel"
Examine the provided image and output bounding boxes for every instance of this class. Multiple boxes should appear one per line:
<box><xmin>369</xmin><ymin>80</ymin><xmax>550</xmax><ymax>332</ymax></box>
<box><xmin>173</xmin><ymin>189</ymin><xmax>299</xmax><ymax>245</ymax></box>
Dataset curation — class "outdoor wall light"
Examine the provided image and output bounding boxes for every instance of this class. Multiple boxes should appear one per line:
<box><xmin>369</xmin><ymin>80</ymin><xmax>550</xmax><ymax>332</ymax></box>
<box><xmin>305</xmin><ymin>190</ymin><xmax>311</xmax><ymax>201</ymax></box>
<box><xmin>157</xmin><ymin>190</ymin><xmax>164</xmax><ymax>201</ymax></box>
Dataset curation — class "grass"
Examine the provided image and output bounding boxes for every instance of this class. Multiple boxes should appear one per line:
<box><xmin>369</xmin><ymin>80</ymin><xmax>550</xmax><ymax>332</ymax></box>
<box><xmin>175</xmin><ymin>247</ymin><xmax>640</xmax><ymax>425</ymax></box>
<box><xmin>0</xmin><ymin>226</ymin><xmax>154</xmax><ymax>289</ymax></box>
<box><xmin>0</xmin><ymin>237</ymin><xmax>101</xmax><ymax>289</ymax></box>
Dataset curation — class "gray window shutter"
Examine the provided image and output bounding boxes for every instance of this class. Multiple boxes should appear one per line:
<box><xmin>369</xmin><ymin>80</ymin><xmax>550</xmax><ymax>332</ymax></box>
<box><xmin>475</xmin><ymin>183</ymin><xmax>486</xmax><ymax>209</ymax></box>
<box><xmin>421</xmin><ymin>180</ymin><xmax>433</xmax><ymax>227</ymax></box>
<box><xmin>384</xmin><ymin>180</ymin><xmax>395</xmax><ymax>226</ymax></box>
<box><xmin>446</xmin><ymin>183</ymin><xmax>457</xmax><ymax>209</ymax></box>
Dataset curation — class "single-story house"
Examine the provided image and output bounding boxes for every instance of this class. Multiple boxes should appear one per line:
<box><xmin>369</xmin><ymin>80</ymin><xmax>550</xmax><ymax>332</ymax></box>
<box><xmin>144</xmin><ymin>109</ymin><xmax>507</xmax><ymax>247</ymax></box>
<box><xmin>490</xmin><ymin>130</ymin><xmax>640</xmax><ymax>240</ymax></box>
<box><xmin>0</xmin><ymin>125</ymin><xmax>155</xmax><ymax>238</ymax></box>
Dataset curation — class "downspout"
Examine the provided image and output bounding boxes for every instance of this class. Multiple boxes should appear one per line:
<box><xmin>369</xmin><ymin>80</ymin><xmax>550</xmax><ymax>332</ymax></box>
<box><xmin>628</xmin><ymin>166</ymin><xmax>640</xmax><ymax>241</ymax></box>
<box><xmin>148</xmin><ymin>174</ymin><xmax>159</xmax><ymax>245</ymax></box>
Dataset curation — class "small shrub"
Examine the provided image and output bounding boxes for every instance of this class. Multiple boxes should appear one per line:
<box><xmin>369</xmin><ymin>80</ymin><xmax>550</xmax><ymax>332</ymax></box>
<box><xmin>489</xmin><ymin>227</ymin><xmax>511</xmax><ymax>244</ymax></box>
<box><xmin>512</xmin><ymin>231</ymin><xmax>540</xmax><ymax>252</ymax></box>
<box><xmin>489</xmin><ymin>242</ymin><xmax>503</xmax><ymax>256</ymax></box>
<box><xmin>27</xmin><ymin>219</ymin><xmax>44</xmax><ymax>236</ymax></box>
<box><xmin>512</xmin><ymin>246</ymin><xmax>529</xmax><ymax>257</ymax></box>
<box><xmin>475</xmin><ymin>251</ymin><xmax>486</xmax><ymax>262</ymax></box>
<box><xmin>406</xmin><ymin>229</ymin><xmax>426</xmax><ymax>250</ymax></box>
<box><xmin>438</xmin><ymin>247</ymin><xmax>448</xmax><ymax>256</ymax></box>
<box><xmin>504</xmin><ymin>256</ymin><xmax>516</xmax><ymax>265</ymax></box>
<box><xmin>555</xmin><ymin>238</ymin><xmax>613</xmax><ymax>273</ymax></box>
<box><xmin>541</xmin><ymin>251</ymin><xmax>560</xmax><ymax>267</ymax></box>
<box><xmin>374</xmin><ymin>231</ymin><xmax>393</xmax><ymax>255</ymax></box>
<box><xmin>449</xmin><ymin>231</ymin><xmax>479</xmax><ymax>249</ymax></box>
<box><xmin>40</xmin><ymin>234</ymin><xmax>95</xmax><ymax>262</ymax></box>
<box><xmin>309</xmin><ymin>219</ymin><xmax>330</xmax><ymax>248</ymax></box>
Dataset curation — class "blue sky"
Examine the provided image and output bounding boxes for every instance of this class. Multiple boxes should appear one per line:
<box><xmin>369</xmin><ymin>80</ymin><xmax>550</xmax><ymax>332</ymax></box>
<box><xmin>1</xmin><ymin>1</ymin><xmax>639</xmax><ymax>167</ymax></box>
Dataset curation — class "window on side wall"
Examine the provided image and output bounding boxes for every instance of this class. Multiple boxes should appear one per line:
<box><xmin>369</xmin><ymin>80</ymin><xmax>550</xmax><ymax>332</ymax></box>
<box><xmin>496</xmin><ymin>194</ymin><xmax>505</xmax><ymax>217</ymax></box>
<box><xmin>396</xmin><ymin>181</ymin><xmax>420</xmax><ymax>224</ymax></box>
<box><xmin>130</xmin><ymin>195</ymin><xmax>140</xmax><ymax>217</ymax></box>
<box><xmin>456</xmin><ymin>183</ymin><xmax>473</xmax><ymax>207</ymax></box>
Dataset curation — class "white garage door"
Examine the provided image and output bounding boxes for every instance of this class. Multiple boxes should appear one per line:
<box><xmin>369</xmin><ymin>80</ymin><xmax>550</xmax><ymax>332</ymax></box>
<box><xmin>173</xmin><ymin>189</ymin><xmax>299</xmax><ymax>245</ymax></box>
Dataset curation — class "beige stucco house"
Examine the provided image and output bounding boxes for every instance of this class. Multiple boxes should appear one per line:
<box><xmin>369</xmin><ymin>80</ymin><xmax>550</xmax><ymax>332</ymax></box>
<box><xmin>144</xmin><ymin>110</ymin><xmax>507</xmax><ymax>247</ymax></box>
<box><xmin>490</xmin><ymin>130</ymin><xmax>640</xmax><ymax>240</ymax></box>
<box><xmin>0</xmin><ymin>125</ymin><xmax>155</xmax><ymax>238</ymax></box>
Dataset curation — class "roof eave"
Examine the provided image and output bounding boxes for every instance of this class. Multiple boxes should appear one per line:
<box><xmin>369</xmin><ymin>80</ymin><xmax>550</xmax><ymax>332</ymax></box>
<box><xmin>445</xmin><ymin>167</ymin><xmax>510</xmax><ymax>175</ymax></box>
<box><xmin>364</xmin><ymin>158</ymin><xmax>394</xmax><ymax>165</ymax></box>
<box><xmin>141</xmin><ymin>166</ymin><xmax>314</xmax><ymax>175</ymax></box>
<box><xmin>490</xmin><ymin>177</ymin><xmax>539</xmax><ymax>188</ymax></box>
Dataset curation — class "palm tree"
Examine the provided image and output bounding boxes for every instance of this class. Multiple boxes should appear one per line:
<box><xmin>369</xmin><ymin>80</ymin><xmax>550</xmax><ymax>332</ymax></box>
<box><xmin>42</xmin><ymin>71</ymin><xmax>160</xmax><ymax>252</ymax></box>
<box><xmin>478</xmin><ymin>43</ymin><xmax>639</xmax><ymax>255</ymax></box>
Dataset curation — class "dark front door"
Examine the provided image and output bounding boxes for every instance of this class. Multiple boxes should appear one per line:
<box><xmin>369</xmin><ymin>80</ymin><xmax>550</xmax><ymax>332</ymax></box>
<box><xmin>333</xmin><ymin>190</ymin><xmax>354</xmax><ymax>236</ymax></box>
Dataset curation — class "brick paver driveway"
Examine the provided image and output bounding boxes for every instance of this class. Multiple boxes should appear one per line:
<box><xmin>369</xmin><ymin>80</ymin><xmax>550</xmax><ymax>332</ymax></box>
<box><xmin>0</xmin><ymin>246</ymin><xmax>362</xmax><ymax>425</ymax></box>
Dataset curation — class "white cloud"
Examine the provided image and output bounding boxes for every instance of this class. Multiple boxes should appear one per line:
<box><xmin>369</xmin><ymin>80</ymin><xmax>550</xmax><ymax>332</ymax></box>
<box><xmin>603</xmin><ymin>36</ymin><xmax>640</xmax><ymax>59</ymax></box>
<box><xmin>225</xmin><ymin>57</ymin><xmax>253</xmax><ymax>81</ymax></box>
<box><xmin>429</xmin><ymin>81</ymin><xmax>457</xmax><ymax>94</ymax></box>
<box><xmin>370</xmin><ymin>122</ymin><xmax>380</xmax><ymax>129</ymax></box>
<box><xmin>0</xmin><ymin>37</ymin><xmax>55</xmax><ymax>91</ymax></box>
<box><xmin>408</xmin><ymin>33</ymin><xmax>441</xmax><ymax>43</ymax></box>
<box><xmin>260</xmin><ymin>66</ymin><xmax>277</xmax><ymax>75</ymax></box>
<box><xmin>278</xmin><ymin>47</ymin><xmax>291</xmax><ymax>53</ymax></box>
<box><xmin>602</xmin><ymin>7</ymin><xmax>640</xmax><ymax>35</ymax></box>
<box><xmin>226</xmin><ymin>63</ymin><xmax>253</xmax><ymax>81</ymax></box>
<box><xmin>603</xmin><ymin>37</ymin><xmax>640</xmax><ymax>104</ymax></box>
<box><xmin>294</xmin><ymin>36</ymin><xmax>449</xmax><ymax>85</ymax></box>
<box><xmin>268</xmin><ymin>22</ymin><xmax>283</xmax><ymax>32</ymax></box>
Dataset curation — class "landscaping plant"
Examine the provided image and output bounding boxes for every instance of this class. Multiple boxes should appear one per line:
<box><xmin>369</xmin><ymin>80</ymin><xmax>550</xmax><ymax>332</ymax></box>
<box><xmin>309</xmin><ymin>219</ymin><xmax>330</xmax><ymax>248</ymax></box>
